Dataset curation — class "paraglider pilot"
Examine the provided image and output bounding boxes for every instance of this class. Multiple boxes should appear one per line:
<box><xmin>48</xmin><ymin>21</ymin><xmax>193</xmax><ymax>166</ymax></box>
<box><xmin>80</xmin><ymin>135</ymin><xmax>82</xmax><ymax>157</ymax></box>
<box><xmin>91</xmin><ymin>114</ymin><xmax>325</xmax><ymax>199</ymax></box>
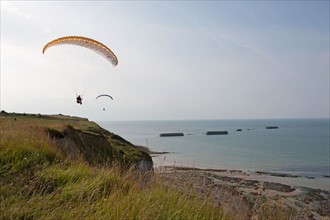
<box><xmin>76</xmin><ymin>95</ymin><xmax>82</xmax><ymax>105</ymax></box>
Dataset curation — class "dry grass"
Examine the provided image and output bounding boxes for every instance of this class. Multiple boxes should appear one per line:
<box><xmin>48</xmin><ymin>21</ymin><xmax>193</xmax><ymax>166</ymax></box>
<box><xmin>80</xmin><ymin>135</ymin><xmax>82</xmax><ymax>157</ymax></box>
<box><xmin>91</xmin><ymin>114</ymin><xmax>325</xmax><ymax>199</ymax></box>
<box><xmin>1</xmin><ymin>113</ymin><xmax>310</xmax><ymax>219</ymax></box>
<box><xmin>0</xmin><ymin>114</ymin><xmax>226</xmax><ymax>219</ymax></box>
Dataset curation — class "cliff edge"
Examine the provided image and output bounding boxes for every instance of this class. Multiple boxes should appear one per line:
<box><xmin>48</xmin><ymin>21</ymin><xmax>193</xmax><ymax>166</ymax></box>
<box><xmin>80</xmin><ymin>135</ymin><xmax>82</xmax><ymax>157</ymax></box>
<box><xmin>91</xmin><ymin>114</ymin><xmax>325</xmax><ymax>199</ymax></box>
<box><xmin>0</xmin><ymin>111</ymin><xmax>153</xmax><ymax>173</ymax></box>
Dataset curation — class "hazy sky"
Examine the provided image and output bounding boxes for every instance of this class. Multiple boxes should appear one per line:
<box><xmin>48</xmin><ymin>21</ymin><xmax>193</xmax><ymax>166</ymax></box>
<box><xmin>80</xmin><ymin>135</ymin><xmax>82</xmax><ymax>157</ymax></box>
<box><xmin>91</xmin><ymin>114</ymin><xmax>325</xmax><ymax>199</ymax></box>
<box><xmin>1</xmin><ymin>1</ymin><xmax>329</xmax><ymax>121</ymax></box>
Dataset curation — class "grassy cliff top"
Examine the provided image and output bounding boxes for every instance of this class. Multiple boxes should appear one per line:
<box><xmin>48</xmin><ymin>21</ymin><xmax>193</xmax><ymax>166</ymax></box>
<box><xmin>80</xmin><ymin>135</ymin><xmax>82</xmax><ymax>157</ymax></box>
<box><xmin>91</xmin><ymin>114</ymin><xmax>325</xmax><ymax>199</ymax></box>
<box><xmin>0</xmin><ymin>111</ymin><xmax>151</xmax><ymax>167</ymax></box>
<box><xmin>1</xmin><ymin>111</ymin><xmax>316</xmax><ymax>219</ymax></box>
<box><xmin>0</xmin><ymin>111</ymin><xmax>226</xmax><ymax>219</ymax></box>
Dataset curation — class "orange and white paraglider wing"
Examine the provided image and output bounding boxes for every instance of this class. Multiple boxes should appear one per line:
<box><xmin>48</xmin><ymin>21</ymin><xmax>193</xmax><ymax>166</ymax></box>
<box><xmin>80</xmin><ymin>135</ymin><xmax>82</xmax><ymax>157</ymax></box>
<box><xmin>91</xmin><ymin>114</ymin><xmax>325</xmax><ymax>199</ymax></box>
<box><xmin>42</xmin><ymin>36</ymin><xmax>118</xmax><ymax>66</ymax></box>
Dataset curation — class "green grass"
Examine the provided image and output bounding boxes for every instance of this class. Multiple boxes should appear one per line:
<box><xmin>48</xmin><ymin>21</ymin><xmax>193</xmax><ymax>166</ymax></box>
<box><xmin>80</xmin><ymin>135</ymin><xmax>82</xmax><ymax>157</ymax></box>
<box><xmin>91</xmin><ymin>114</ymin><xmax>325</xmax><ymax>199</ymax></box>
<box><xmin>0</xmin><ymin>113</ymin><xmax>227</xmax><ymax>219</ymax></box>
<box><xmin>0</xmin><ymin>112</ymin><xmax>300</xmax><ymax>219</ymax></box>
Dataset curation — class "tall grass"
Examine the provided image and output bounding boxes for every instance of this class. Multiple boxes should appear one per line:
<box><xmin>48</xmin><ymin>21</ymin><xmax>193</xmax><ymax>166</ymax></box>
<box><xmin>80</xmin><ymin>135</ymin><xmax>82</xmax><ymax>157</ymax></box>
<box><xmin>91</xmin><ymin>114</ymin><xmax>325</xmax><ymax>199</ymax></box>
<box><xmin>1</xmin><ymin>162</ymin><xmax>226</xmax><ymax>219</ymax></box>
<box><xmin>0</xmin><ymin>115</ymin><xmax>302</xmax><ymax>219</ymax></box>
<box><xmin>0</xmin><ymin>117</ymin><xmax>227</xmax><ymax>219</ymax></box>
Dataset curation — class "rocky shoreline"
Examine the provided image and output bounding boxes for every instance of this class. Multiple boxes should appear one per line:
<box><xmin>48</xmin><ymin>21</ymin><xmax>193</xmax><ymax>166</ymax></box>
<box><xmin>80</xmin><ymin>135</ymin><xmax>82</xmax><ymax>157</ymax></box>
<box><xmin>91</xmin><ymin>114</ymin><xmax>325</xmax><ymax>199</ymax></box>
<box><xmin>156</xmin><ymin>166</ymin><xmax>330</xmax><ymax>220</ymax></box>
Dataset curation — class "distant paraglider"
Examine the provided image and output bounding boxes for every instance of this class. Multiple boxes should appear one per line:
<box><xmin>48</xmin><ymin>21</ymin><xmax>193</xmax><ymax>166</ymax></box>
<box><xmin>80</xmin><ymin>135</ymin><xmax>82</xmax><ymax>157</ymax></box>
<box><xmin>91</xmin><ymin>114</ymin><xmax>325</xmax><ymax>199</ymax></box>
<box><xmin>42</xmin><ymin>36</ymin><xmax>118</xmax><ymax>66</ymax></box>
<box><xmin>96</xmin><ymin>94</ymin><xmax>113</xmax><ymax>111</ymax></box>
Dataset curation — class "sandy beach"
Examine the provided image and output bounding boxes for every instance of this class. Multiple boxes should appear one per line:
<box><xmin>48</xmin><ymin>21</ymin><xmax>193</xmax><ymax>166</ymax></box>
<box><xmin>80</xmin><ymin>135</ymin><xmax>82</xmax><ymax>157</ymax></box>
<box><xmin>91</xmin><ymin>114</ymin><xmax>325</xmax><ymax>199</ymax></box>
<box><xmin>155</xmin><ymin>165</ymin><xmax>330</xmax><ymax>220</ymax></box>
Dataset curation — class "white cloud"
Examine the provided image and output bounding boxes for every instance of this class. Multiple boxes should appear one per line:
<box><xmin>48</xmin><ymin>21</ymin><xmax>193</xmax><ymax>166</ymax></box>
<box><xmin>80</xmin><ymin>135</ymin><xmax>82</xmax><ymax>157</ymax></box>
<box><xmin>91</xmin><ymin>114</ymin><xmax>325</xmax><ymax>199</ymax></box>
<box><xmin>43</xmin><ymin>27</ymin><xmax>52</xmax><ymax>34</ymax></box>
<box><xmin>1</xmin><ymin>1</ymin><xmax>32</xmax><ymax>19</ymax></box>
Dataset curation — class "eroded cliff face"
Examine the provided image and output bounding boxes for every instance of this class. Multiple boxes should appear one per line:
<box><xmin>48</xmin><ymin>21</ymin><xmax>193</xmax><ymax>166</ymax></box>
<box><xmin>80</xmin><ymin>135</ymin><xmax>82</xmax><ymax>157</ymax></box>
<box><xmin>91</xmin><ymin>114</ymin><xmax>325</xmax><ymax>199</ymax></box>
<box><xmin>48</xmin><ymin>125</ymin><xmax>153</xmax><ymax>173</ymax></box>
<box><xmin>0</xmin><ymin>112</ymin><xmax>153</xmax><ymax>173</ymax></box>
<box><xmin>43</xmin><ymin>118</ymin><xmax>153</xmax><ymax>174</ymax></box>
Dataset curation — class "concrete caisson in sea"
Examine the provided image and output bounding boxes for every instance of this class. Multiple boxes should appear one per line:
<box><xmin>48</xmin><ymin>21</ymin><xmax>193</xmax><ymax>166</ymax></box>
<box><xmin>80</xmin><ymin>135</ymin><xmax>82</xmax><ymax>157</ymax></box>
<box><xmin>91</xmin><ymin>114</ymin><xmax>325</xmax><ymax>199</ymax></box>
<box><xmin>205</xmin><ymin>131</ymin><xmax>228</xmax><ymax>135</ymax></box>
<box><xmin>266</xmin><ymin>126</ymin><xmax>279</xmax><ymax>129</ymax></box>
<box><xmin>159</xmin><ymin>133</ymin><xmax>184</xmax><ymax>137</ymax></box>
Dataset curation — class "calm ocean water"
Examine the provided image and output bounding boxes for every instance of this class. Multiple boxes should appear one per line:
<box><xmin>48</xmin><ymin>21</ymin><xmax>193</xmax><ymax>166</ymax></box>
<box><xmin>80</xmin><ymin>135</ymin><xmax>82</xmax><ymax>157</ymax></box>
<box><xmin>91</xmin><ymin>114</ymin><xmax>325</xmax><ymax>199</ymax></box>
<box><xmin>98</xmin><ymin>119</ymin><xmax>330</xmax><ymax>190</ymax></box>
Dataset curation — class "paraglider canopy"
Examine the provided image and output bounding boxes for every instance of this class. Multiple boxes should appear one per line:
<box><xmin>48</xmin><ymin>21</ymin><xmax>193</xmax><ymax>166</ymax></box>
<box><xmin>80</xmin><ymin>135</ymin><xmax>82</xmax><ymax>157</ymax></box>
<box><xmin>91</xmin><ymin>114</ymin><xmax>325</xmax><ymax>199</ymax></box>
<box><xmin>95</xmin><ymin>94</ymin><xmax>113</xmax><ymax>100</ymax></box>
<box><xmin>42</xmin><ymin>36</ymin><xmax>118</xmax><ymax>66</ymax></box>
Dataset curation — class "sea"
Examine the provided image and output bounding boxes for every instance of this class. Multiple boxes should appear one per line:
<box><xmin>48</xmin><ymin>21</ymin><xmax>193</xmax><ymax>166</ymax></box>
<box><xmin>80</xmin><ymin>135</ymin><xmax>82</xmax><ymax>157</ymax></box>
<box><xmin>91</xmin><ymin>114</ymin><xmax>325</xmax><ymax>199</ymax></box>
<box><xmin>98</xmin><ymin>118</ymin><xmax>330</xmax><ymax>190</ymax></box>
